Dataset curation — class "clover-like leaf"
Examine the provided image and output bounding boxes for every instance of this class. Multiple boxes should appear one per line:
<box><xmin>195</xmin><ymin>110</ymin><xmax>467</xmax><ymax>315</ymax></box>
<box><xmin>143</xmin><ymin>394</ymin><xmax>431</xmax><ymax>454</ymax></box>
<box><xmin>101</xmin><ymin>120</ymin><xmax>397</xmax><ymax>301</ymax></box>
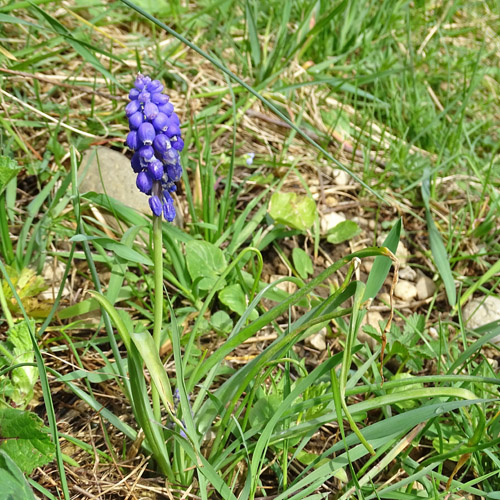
<box><xmin>186</xmin><ymin>240</ymin><xmax>227</xmax><ymax>291</ymax></box>
<box><xmin>0</xmin><ymin>408</ymin><xmax>55</xmax><ymax>474</ymax></box>
<box><xmin>326</xmin><ymin>220</ymin><xmax>361</xmax><ymax>244</ymax></box>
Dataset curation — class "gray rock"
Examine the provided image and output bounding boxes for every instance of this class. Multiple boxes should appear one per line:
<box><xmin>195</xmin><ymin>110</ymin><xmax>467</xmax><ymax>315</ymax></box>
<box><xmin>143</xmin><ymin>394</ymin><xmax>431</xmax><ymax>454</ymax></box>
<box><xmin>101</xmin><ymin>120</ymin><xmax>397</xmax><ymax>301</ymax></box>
<box><xmin>416</xmin><ymin>275</ymin><xmax>436</xmax><ymax>300</ymax></box>
<box><xmin>79</xmin><ymin>147</ymin><xmax>149</xmax><ymax>214</ymax></box>
<box><xmin>399</xmin><ymin>266</ymin><xmax>417</xmax><ymax>281</ymax></box>
<box><xmin>463</xmin><ymin>296</ymin><xmax>500</xmax><ymax>343</ymax></box>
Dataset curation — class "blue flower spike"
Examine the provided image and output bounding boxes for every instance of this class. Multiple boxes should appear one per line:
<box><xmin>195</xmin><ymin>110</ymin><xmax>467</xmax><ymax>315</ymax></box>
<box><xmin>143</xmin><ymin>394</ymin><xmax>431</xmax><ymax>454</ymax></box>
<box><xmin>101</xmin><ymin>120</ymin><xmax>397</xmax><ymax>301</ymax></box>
<box><xmin>126</xmin><ymin>74</ymin><xmax>184</xmax><ymax>221</ymax></box>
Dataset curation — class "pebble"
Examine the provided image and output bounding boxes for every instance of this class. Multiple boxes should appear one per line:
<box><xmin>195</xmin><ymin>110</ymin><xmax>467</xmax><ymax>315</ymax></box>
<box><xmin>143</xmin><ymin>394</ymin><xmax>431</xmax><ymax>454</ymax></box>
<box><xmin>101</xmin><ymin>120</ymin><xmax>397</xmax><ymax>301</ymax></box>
<box><xmin>394</xmin><ymin>280</ymin><xmax>418</xmax><ymax>301</ymax></box>
<box><xmin>428</xmin><ymin>327</ymin><xmax>438</xmax><ymax>339</ymax></box>
<box><xmin>379</xmin><ymin>292</ymin><xmax>391</xmax><ymax>304</ymax></box>
<box><xmin>332</xmin><ymin>169</ymin><xmax>350</xmax><ymax>186</ymax></box>
<box><xmin>352</xmin><ymin>216</ymin><xmax>369</xmax><ymax>227</ymax></box>
<box><xmin>320</xmin><ymin>211</ymin><xmax>346</xmax><ymax>234</ymax></box>
<box><xmin>79</xmin><ymin>147</ymin><xmax>149</xmax><ymax>214</ymax></box>
<box><xmin>324</xmin><ymin>195</ymin><xmax>338</xmax><ymax>207</ymax></box>
<box><xmin>305</xmin><ymin>328</ymin><xmax>327</xmax><ymax>351</ymax></box>
<box><xmin>361</xmin><ymin>259</ymin><xmax>374</xmax><ymax>274</ymax></box>
<box><xmin>396</xmin><ymin>242</ymin><xmax>409</xmax><ymax>268</ymax></box>
<box><xmin>463</xmin><ymin>296</ymin><xmax>500</xmax><ymax>343</ymax></box>
<box><xmin>416</xmin><ymin>274</ymin><xmax>436</xmax><ymax>300</ymax></box>
<box><xmin>399</xmin><ymin>266</ymin><xmax>417</xmax><ymax>281</ymax></box>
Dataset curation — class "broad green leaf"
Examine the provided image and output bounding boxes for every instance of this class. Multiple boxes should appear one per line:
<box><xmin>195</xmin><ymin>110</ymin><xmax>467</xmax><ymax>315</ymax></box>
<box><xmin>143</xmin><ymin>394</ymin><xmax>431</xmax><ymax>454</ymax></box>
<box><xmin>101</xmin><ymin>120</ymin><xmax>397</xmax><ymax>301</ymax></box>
<box><xmin>186</xmin><ymin>240</ymin><xmax>227</xmax><ymax>290</ymax></box>
<box><xmin>268</xmin><ymin>192</ymin><xmax>316</xmax><ymax>231</ymax></box>
<box><xmin>292</xmin><ymin>247</ymin><xmax>313</xmax><ymax>279</ymax></box>
<box><xmin>363</xmin><ymin>218</ymin><xmax>401</xmax><ymax>301</ymax></box>
<box><xmin>0</xmin><ymin>450</ymin><xmax>36</xmax><ymax>500</ymax></box>
<box><xmin>0</xmin><ymin>156</ymin><xmax>21</xmax><ymax>196</ymax></box>
<box><xmin>0</xmin><ymin>408</ymin><xmax>55</xmax><ymax>474</ymax></box>
<box><xmin>326</xmin><ymin>220</ymin><xmax>361</xmax><ymax>244</ymax></box>
<box><xmin>210</xmin><ymin>310</ymin><xmax>233</xmax><ymax>335</ymax></box>
<box><xmin>219</xmin><ymin>284</ymin><xmax>258</xmax><ymax>320</ymax></box>
<box><xmin>7</xmin><ymin>320</ymin><xmax>38</xmax><ymax>407</ymax></box>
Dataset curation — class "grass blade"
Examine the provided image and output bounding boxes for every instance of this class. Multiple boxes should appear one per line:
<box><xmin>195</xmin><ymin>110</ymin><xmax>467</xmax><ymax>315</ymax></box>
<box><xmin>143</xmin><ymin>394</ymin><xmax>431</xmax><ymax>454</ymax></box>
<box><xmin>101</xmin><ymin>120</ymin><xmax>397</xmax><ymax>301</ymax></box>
<box><xmin>422</xmin><ymin>170</ymin><xmax>456</xmax><ymax>306</ymax></box>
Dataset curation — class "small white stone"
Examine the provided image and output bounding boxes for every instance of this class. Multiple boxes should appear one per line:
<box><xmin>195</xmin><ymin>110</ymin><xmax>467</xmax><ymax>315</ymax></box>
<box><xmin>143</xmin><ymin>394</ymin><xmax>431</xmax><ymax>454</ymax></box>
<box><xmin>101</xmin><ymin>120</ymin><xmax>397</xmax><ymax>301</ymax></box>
<box><xmin>379</xmin><ymin>292</ymin><xmax>391</xmax><ymax>304</ymax></box>
<box><xmin>416</xmin><ymin>275</ymin><xmax>436</xmax><ymax>300</ymax></box>
<box><xmin>394</xmin><ymin>280</ymin><xmax>418</xmax><ymax>301</ymax></box>
<box><xmin>428</xmin><ymin>327</ymin><xmax>438</xmax><ymax>339</ymax></box>
<box><xmin>361</xmin><ymin>259</ymin><xmax>374</xmax><ymax>274</ymax></box>
<box><xmin>396</xmin><ymin>242</ymin><xmax>409</xmax><ymax>268</ymax></box>
<box><xmin>332</xmin><ymin>169</ymin><xmax>350</xmax><ymax>186</ymax></box>
<box><xmin>320</xmin><ymin>211</ymin><xmax>346</xmax><ymax>234</ymax></box>
<box><xmin>367</xmin><ymin>311</ymin><xmax>384</xmax><ymax>330</ymax></box>
<box><xmin>463</xmin><ymin>296</ymin><xmax>500</xmax><ymax>343</ymax></box>
<box><xmin>399</xmin><ymin>266</ymin><xmax>417</xmax><ymax>281</ymax></box>
<box><xmin>305</xmin><ymin>328</ymin><xmax>327</xmax><ymax>351</ymax></box>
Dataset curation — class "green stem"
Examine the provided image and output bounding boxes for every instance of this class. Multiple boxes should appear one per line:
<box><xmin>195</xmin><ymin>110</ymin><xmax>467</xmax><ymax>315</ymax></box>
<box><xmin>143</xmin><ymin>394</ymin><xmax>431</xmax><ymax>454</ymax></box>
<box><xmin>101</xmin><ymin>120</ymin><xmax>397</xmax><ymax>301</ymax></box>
<box><xmin>0</xmin><ymin>192</ymin><xmax>14</xmax><ymax>265</ymax></box>
<box><xmin>0</xmin><ymin>274</ymin><xmax>14</xmax><ymax>329</ymax></box>
<box><xmin>152</xmin><ymin>215</ymin><xmax>164</xmax><ymax>422</ymax></box>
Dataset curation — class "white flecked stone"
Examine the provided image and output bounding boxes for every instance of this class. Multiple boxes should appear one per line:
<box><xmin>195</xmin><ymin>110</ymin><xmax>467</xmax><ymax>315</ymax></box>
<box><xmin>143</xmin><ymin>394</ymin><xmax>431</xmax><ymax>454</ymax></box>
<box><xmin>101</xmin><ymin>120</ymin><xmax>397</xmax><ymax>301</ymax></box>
<box><xmin>394</xmin><ymin>280</ymin><xmax>418</xmax><ymax>301</ymax></box>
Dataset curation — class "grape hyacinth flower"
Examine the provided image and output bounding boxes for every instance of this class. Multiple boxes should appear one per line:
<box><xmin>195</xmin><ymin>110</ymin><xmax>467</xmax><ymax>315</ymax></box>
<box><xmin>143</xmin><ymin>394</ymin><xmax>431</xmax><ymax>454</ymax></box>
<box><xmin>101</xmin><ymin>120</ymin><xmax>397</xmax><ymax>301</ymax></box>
<box><xmin>126</xmin><ymin>74</ymin><xmax>184</xmax><ymax>221</ymax></box>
